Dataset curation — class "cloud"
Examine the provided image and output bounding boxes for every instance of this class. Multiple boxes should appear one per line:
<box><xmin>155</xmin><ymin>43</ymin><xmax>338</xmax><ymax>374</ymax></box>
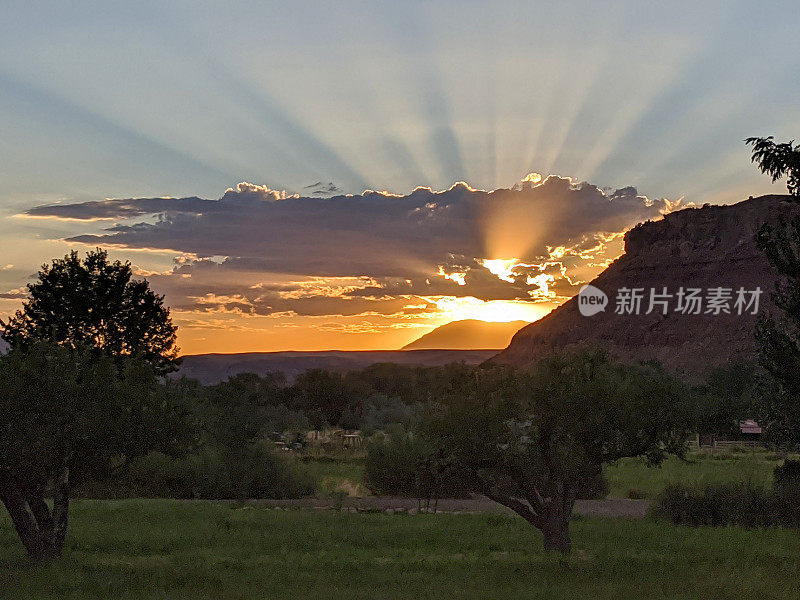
<box><xmin>304</xmin><ymin>181</ymin><xmax>343</xmax><ymax>196</ymax></box>
<box><xmin>23</xmin><ymin>174</ymin><xmax>677</xmax><ymax>320</ymax></box>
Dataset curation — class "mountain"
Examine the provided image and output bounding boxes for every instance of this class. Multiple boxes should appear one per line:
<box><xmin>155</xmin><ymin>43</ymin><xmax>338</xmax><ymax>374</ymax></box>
<box><xmin>494</xmin><ymin>195</ymin><xmax>797</xmax><ymax>378</ymax></box>
<box><xmin>176</xmin><ymin>349</ymin><xmax>499</xmax><ymax>385</ymax></box>
<box><xmin>402</xmin><ymin>320</ymin><xmax>530</xmax><ymax>350</ymax></box>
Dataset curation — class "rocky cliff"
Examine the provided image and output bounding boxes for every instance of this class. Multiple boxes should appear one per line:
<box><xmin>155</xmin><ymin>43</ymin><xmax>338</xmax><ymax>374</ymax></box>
<box><xmin>494</xmin><ymin>194</ymin><xmax>798</xmax><ymax>377</ymax></box>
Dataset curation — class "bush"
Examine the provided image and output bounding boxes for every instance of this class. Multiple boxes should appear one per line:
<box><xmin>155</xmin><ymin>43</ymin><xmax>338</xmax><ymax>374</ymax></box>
<box><xmin>363</xmin><ymin>430</ymin><xmax>472</xmax><ymax>498</ymax></box>
<box><xmin>774</xmin><ymin>458</ymin><xmax>800</xmax><ymax>490</ymax></box>
<box><xmin>81</xmin><ymin>443</ymin><xmax>316</xmax><ymax>500</ymax></box>
<box><xmin>651</xmin><ymin>482</ymin><xmax>800</xmax><ymax>528</ymax></box>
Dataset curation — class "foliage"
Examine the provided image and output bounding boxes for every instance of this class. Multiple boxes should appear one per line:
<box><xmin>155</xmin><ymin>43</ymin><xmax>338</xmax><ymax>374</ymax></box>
<box><xmin>693</xmin><ymin>361</ymin><xmax>775</xmax><ymax>437</ymax></box>
<box><xmin>363</xmin><ymin>427</ymin><xmax>472</xmax><ymax>498</ymax></box>
<box><xmin>357</xmin><ymin>394</ymin><xmax>427</xmax><ymax>436</ymax></box>
<box><xmin>746</xmin><ymin>136</ymin><xmax>800</xmax><ymax>197</ymax></box>
<box><xmin>747</xmin><ymin>136</ymin><xmax>800</xmax><ymax>448</ymax></box>
<box><xmin>290</xmin><ymin>369</ymin><xmax>357</xmax><ymax>428</ymax></box>
<box><xmin>420</xmin><ymin>351</ymin><xmax>693</xmax><ymax>552</ymax></box>
<box><xmin>120</xmin><ymin>444</ymin><xmax>315</xmax><ymax>500</ymax></box>
<box><xmin>1</xmin><ymin>249</ymin><xmax>178</xmax><ymax>374</ymax></box>
<box><xmin>773</xmin><ymin>457</ymin><xmax>800</xmax><ymax>490</ymax></box>
<box><xmin>651</xmin><ymin>482</ymin><xmax>800</xmax><ymax>529</ymax></box>
<box><xmin>0</xmin><ymin>343</ymin><xmax>191</xmax><ymax>558</ymax></box>
<box><xmin>604</xmin><ymin>450</ymin><xmax>781</xmax><ymax>499</ymax></box>
<box><xmin>201</xmin><ymin>373</ymin><xmax>306</xmax><ymax>447</ymax></box>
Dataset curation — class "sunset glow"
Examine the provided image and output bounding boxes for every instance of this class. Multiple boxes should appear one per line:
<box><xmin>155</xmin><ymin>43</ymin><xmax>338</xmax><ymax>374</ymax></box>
<box><xmin>0</xmin><ymin>2</ymin><xmax>796</xmax><ymax>353</ymax></box>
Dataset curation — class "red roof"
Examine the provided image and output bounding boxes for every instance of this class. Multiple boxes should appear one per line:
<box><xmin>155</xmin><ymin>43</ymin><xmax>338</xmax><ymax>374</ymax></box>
<box><xmin>739</xmin><ymin>419</ymin><xmax>762</xmax><ymax>434</ymax></box>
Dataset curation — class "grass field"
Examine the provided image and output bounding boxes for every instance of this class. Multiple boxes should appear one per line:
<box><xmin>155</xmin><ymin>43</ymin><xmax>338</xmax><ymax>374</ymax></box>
<box><xmin>299</xmin><ymin>457</ymin><xmax>367</xmax><ymax>496</ymax></box>
<box><xmin>300</xmin><ymin>449</ymin><xmax>785</xmax><ymax>499</ymax></box>
<box><xmin>2</xmin><ymin>499</ymin><xmax>799</xmax><ymax>599</ymax></box>
<box><xmin>604</xmin><ymin>450</ymin><xmax>783</xmax><ymax>498</ymax></box>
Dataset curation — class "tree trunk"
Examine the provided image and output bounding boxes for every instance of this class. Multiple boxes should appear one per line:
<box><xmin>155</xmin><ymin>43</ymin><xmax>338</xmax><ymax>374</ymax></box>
<box><xmin>0</xmin><ymin>468</ymin><xmax>71</xmax><ymax>559</ymax></box>
<box><xmin>541</xmin><ymin>508</ymin><xmax>571</xmax><ymax>554</ymax></box>
<box><xmin>0</xmin><ymin>471</ymin><xmax>48</xmax><ymax>559</ymax></box>
<box><xmin>50</xmin><ymin>467</ymin><xmax>70</xmax><ymax>557</ymax></box>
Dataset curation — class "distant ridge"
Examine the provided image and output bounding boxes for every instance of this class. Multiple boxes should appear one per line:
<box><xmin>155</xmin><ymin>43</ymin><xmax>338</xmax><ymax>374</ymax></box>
<box><xmin>402</xmin><ymin>319</ymin><xmax>530</xmax><ymax>350</ymax></box>
<box><xmin>176</xmin><ymin>349</ymin><xmax>498</xmax><ymax>385</ymax></box>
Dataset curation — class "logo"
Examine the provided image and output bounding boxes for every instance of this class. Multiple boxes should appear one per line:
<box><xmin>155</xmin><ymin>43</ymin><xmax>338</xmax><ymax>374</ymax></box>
<box><xmin>578</xmin><ymin>285</ymin><xmax>608</xmax><ymax>316</ymax></box>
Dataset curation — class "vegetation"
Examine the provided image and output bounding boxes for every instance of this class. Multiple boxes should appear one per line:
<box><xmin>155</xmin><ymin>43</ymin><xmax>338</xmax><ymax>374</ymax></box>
<box><xmin>692</xmin><ymin>361</ymin><xmax>775</xmax><ymax>438</ymax></box>
<box><xmin>0</xmin><ymin>250</ymin><xmax>188</xmax><ymax>559</ymax></box>
<box><xmin>651</xmin><ymin>481</ymin><xmax>800</xmax><ymax>528</ymax></box>
<box><xmin>363</xmin><ymin>427</ymin><xmax>473</xmax><ymax>498</ymax></box>
<box><xmin>1</xmin><ymin>249</ymin><xmax>179</xmax><ymax>374</ymax></box>
<box><xmin>604</xmin><ymin>450</ymin><xmax>782</xmax><ymax>499</ymax></box>
<box><xmin>3</xmin><ymin>500</ymin><xmax>800</xmax><ymax>600</ymax></box>
<box><xmin>417</xmin><ymin>351</ymin><xmax>692</xmax><ymax>553</ymax></box>
<box><xmin>748</xmin><ymin>136</ymin><xmax>800</xmax><ymax>448</ymax></box>
<box><xmin>0</xmin><ymin>344</ymin><xmax>190</xmax><ymax>559</ymax></box>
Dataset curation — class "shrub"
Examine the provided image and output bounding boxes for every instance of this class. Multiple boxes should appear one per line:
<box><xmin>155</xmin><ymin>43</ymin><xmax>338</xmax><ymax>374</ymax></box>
<box><xmin>363</xmin><ymin>431</ymin><xmax>471</xmax><ymax>498</ymax></box>
<box><xmin>651</xmin><ymin>482</ymin><xmax>800</xmax><ymax>528</ymax></box>
<box><xmin>774</xmin><ymin>458</ymin><xmax>800</xmax><ymax>490</ymax></box>
<box><xmin>83</xmin><ymin>443</ymin><xmax>316</xmax><ymax>500</ymax></box>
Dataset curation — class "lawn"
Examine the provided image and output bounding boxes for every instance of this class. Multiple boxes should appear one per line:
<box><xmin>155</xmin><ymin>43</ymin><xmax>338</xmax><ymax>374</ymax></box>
<box><xmin>2</xmin><ymin>500</ymin><xmax>800</xmax><ymax>600</ymax></box>
<box><xmin>299</xmin><ymin>449</ymin><xmax>785</xmax><ymax>500</ymax></box>
<box><xmin>604</xmin><ymin>449</ymin><xmax>784</xmax><ymax>499</ymax></box>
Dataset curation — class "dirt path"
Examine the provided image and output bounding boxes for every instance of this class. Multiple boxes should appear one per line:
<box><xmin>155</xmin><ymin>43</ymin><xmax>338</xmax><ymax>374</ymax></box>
<box><xmin>253</xmin><ymin>496</ymin><xmax>649</xmax><ymax>518</ymax></box>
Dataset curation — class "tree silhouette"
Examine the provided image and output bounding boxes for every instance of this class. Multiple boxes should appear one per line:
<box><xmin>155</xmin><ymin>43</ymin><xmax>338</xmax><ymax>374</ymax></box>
<box><xmin>748</xmin><ymin>136</ymin><xmax>800</xmax><ymax>446</ymax></box>
<box><xmin>746</xmin><ymin>136</ymin><xmax>800</xmax><ymax>198</ymax></box>
<box><xmin>1</xmin><ymin>249</ymin><xmax>178</xmax><ymax>374</ymax></box>
<box><xmin>0</xmin><ymin>249</ymin><xmax>184</xmax><ymax>559</ymax></box>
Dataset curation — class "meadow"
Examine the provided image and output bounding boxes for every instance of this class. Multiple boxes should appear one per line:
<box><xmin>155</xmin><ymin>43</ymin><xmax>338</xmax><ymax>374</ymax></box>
<box><xmin>301</xmin><ymin>448</ymin><xmax>785</xmax><ymax>499</ymax></box>
<box><xmin>2</xmin><ymin>499</ymin><xmax>800</xmax><ymax>600</ymax></box>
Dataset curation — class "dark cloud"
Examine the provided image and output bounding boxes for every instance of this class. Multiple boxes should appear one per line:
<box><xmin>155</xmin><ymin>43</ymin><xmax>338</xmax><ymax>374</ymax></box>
<box><xmin>304</xmin><ymin>181</ymin><xmax>342</xmax><ymax>196</ymax></box>
<box><xmin>25</xmin><ymin>176</ymin><xmax>678</xmax><ymax>317</ymax></box>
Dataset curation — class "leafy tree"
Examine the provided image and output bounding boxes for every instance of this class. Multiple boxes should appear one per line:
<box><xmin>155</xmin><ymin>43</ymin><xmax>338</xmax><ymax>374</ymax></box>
<box><xmin>291</xmin><ymin>369</ymin><xmax>357</xmax><ymax>428</ymax></box>
<box><xmin>747</xmin><ymin>136</ymin><xmax>800</xmax><ymax>447</ymax></box>
<box><xmin>420</xmin><ymin>352</ymin><xmax>692</xmax><ymax>553</ymax></box>
<box><xmin>746</xmin><ymin>136</ymin><xmax>800</xmax><ymax>197</ymax></box>
<box><xmin>1</xmin><ymin>249</ymin><xmax>178</xmax><ymax>373</ymax></box>
<box><xmin>0</xmin><ymin>344</ymin><xmax>190</xmax><ymax>559</ymax></box>
<box><xmin>695</xmin><ymin>362</ymin><xmax>775</xmax><ymax>438</ymax></box>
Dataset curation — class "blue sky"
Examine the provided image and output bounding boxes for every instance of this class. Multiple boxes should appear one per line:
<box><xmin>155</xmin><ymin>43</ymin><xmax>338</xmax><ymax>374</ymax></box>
<box><xmin>1</xmin><ymin>1</ymin><xmax>798</xmax><ymax>351</ymax></box>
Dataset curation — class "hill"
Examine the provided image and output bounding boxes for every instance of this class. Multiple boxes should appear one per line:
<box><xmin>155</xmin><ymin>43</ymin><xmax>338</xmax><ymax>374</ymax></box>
<box><xmin>493</xmin><ymin>195</ymin><xmax>797</xmax><ymax>378</ymax></box>
<box><xmin>402</xmin><ymin>319</ymin><xmax>529</xmax><ymax>350</ymax></box>
<box><xmin>175</xmin><ymin>349</ymin><xmax>498</xmax><ymax>384</ymax></box>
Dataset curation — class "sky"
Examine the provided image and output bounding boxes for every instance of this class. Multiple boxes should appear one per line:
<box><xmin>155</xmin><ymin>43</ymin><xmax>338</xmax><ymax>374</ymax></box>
<box><xmin>1</xmin><ymin>1</ymin><xmax>798</xmax><ymax>353</ymax></box>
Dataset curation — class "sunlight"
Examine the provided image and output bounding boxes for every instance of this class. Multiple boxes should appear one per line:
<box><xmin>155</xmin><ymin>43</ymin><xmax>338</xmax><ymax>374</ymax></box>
<box><xmin>431</xmin><ymin>296</ymin><xmax>552</xmax><ymax>323</ymax></box>
<box><xmin>479</xmin><ymin>258</ymin><xmax>522</xmax><ymax>283</ymax></box>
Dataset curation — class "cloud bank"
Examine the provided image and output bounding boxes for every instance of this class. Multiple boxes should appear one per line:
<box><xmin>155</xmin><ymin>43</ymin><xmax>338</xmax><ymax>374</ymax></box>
<box><xmin>23</xmin><ymin>175</ymin><xmax>680</xmax><ymax>327</ymax></box>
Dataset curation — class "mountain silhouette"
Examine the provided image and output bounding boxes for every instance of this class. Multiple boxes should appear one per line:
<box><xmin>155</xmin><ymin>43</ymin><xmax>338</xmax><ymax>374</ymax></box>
<box><xmin>494</xmin><ymin>195</ymin><xmax>796</xmax><ymax>378</ymax></box>
<box><xmin>402</xmin><ymin>319</ymin><xmax>530</xmax><ymax>350</ymax></box>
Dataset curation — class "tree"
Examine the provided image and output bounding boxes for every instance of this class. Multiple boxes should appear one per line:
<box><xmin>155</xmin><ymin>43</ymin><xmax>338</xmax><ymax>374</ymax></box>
<box><xmin>0</xmin><ymin>249</ymin><xmax>186</xmax><ymax>559</ymax></box>
<box><xmin>747</xmin><ymin>136</ymin><xmax>800</xmax><ymax>447</ymax></box>
<box><xmin>420</xmin><ymin>352</ymin><xmax>692</xmax><ymax>553</ymax></box>
<box><xmin>0</xmin><ymin>343</ymin><xmax>190</xmax><ymax>559</ymax></box>
<box><xmin>746</xmin><ymin>136</ymin><xmax>800</xmax><ymax>197</ymax></box>
<box><xmin>291</xmin><ymin>369</ymin><xmax>356</xmax><ymax>428</ymax></box>
<box><xmin>1</xmin><ymin>249</ymin><xmax>178</xmax><ymax>374</ymax></box>
<box><xmin>695</xmin><ymin>362</ymin><xmax>775</xmax><ymax>438</ymax></box>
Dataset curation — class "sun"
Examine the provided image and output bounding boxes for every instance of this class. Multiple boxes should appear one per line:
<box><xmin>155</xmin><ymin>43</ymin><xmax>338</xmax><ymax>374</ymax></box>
<box><xmin>432</xmin><ymin>297</ymin><xmax>553</xmax><ymax>323</ymax></box>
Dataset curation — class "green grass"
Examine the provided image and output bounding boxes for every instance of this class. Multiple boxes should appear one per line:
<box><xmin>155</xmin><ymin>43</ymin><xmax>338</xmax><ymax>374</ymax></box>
<box><xmin>299</xmin><ymin>450</ymin><xmax>785</xmax><ymax>500</ymax></box>
<box><xmin>604</xmin><ymin>450</ymin><xmax>784</xmax><ymax>499</ymax></box>
<box><xmin>300</xmin><ymin>457</ymin><xmax>367</xmax><ymax>496</ymax></box>
<box><xmin>2</xmin><ymin>500</ymin><xmax>800</xmax><ymax>599</ymax></box>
